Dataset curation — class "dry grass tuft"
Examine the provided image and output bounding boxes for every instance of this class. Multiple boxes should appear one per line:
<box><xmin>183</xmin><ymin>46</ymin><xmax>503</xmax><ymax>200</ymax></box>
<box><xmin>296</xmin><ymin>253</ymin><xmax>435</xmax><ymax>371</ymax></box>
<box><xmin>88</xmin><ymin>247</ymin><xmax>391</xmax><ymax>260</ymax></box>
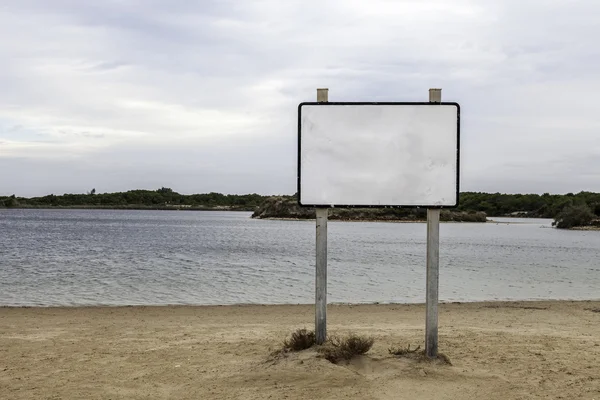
<box><xmin>436</xmin><ymin>352</ymin><xmax>453</xmax><ymax>365</ymax></box>
<box><xmin>318</xmin><ymin>333</ymin><xmax>374</xmax><ymax>363</ymax></box>
<box><xmin>388</xmin><ymin>344</ymin><xmax>452</xmax><ymax>365</ymax></box>
<box><xmin>283</xmin><ymin>328</ymin><xmax>316</xmax><ymax>352</ymax></box>
<box><xmin>388</xmin><ymin>344</ymin><xmax>421</xmax><ymax>356</ymax></box>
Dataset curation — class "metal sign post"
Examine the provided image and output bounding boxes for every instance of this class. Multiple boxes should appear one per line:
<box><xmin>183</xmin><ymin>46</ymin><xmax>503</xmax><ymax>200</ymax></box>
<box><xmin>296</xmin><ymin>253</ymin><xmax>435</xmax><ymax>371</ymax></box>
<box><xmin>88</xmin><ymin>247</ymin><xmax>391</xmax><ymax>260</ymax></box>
<box><xmin>426</xmin><ymin>88</ymin><xmax>442</xmax><ymax>358</ymax></box>
<box><xmin>315</xmin><ymin>88</ymin><xmax>329</xmax><ymax>345</ymax></box>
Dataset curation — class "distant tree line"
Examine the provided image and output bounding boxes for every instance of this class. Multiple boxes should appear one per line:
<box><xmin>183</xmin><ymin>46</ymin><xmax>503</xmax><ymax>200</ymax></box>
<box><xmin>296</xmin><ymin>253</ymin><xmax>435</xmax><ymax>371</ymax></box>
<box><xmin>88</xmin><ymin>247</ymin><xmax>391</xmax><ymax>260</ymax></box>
<box><xmin>251</xmin><ymin>195</ymin><xmax>488</xmax><ymax>222</ymax></box>
<box><xmin>0</xmin><ymin>188</ymin><xmax>268</xmax><ymax>211</ymax></box>
<box><xmin>456</xmin><ymin>191</ymin><xmax>600</xmax><ymax>219</ymax></box>
<box><xmin>1</xmin><ymin>189</ymin><xmax>599</xmax><ymax>227</ymax></box>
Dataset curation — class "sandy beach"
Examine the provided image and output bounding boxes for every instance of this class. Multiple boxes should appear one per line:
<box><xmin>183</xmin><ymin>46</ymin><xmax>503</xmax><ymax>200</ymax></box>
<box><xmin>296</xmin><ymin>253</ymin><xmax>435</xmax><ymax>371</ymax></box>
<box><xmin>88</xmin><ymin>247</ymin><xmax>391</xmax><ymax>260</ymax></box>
<box><xmin>1</xmin><ymin>301</ymin><xmax>599</xmax><ymax>399</ymax></box>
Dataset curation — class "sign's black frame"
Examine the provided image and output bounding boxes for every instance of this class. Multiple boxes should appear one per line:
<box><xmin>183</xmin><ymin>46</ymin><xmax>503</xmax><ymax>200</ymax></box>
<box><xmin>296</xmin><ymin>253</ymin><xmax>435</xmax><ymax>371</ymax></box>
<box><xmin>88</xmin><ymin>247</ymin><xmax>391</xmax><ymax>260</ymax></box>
<box><xmin>297</xmin><ymin>102</ymin><xmax>461</xmax><ymax>209</ymax></box>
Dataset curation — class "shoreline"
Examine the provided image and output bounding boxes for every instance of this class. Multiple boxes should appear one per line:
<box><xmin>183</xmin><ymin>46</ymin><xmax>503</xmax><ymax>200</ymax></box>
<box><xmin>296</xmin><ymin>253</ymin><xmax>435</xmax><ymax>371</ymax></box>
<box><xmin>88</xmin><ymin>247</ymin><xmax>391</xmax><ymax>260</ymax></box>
<box><xmin>2</xmin><ymin>299</ymin><xmax>599</xmax><ymax>399</ymax></box>
<box><xmin>2</xmin><ymin>298</ymin><xmax>600</xmax><ymax>309</ymax></box>
<box><xmin>570</xmin><ymin>225</ymin><xmax>600</xmax><ymax>231</ymax></box>
<box><xmin>12</xmin><ymin>208</ymin><xmax>596</xmax><ymax>228</ymax></box>
<box><xmin>254</xmin><ymin>216</ymin><xmax>538</xmax><ymax>224</ymax></box>
<box><xmin>5</xmin><ymin>208</ymin><xmax>596</xmax><ymax>228</ymax></box>
<box><xmin>0</xmin><ymin>206</ymin><xmax>254</xmax><ymax>211</ymax></box>
<box><xmin>2</xmin><ymin>207</ymin><xmax>550</xmax><ymax>220</ymax></box>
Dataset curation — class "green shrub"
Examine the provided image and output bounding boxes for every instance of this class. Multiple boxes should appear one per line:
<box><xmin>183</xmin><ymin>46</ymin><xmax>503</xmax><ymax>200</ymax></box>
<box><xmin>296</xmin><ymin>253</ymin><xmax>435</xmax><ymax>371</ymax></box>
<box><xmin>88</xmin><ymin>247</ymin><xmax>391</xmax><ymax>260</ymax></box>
<box><xmin>552</xmin><ymin>204</ymin><xmax>595</xmax><ymax>229</ymax></box>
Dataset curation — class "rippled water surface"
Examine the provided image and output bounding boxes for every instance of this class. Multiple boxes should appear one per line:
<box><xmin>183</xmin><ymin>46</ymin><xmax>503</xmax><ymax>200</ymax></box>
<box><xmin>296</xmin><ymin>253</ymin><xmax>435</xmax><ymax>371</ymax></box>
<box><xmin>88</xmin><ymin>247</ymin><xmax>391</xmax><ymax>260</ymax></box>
<box><xmin>1</xmin><ymin>209</ymin><xmax>598</xmax><ymax>306</ymax></box>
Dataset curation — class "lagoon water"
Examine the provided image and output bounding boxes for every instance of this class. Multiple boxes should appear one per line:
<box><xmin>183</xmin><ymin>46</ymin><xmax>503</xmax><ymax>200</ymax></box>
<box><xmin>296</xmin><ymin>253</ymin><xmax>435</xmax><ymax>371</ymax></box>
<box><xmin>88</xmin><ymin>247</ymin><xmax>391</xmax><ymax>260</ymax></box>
<box><xmin>0</xmin><ymin>209</ymin><xmax>598</xmax><ymax>306</ymax></box>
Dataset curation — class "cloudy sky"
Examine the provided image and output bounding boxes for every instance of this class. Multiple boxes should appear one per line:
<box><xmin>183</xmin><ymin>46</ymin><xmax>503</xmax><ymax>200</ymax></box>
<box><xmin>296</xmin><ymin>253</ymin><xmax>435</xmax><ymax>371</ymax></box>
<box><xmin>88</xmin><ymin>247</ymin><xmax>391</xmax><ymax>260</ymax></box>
<box><xmin>1</xmin><ymin>0</ymin><xmax>598</xmax><ymax>197</ymax></box>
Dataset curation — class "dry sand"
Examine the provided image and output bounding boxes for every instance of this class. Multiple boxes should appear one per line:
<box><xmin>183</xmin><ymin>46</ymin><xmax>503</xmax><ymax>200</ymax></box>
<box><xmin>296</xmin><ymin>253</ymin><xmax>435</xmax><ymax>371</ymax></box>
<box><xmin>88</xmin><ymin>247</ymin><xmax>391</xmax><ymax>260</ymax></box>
<box><xmin>1</xmin><ymin>300</ymin><xmax>599</xmax><ymax>399</ymax></box>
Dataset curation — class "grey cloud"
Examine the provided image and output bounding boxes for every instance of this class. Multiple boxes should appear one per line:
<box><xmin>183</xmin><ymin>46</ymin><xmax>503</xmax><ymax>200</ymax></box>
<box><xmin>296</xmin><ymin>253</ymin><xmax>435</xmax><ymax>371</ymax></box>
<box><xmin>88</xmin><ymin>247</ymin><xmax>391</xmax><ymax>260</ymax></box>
<box><xmin>1</xmin><ymin>0</ymin><xmax>599</xmax><ymax>197</ymax></box>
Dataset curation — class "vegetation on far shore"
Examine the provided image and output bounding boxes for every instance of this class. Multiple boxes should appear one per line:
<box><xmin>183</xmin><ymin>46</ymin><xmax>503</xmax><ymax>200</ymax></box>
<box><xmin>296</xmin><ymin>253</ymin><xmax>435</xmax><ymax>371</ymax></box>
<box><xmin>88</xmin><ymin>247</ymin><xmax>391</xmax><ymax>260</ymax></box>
<box><xmin>0</xmin><ymin>187</ymin><xmax>265</xmax><ymax>211</ymax></box>
<box><xmin>1</xmin><ymin>188</ymin><xmax>599</xmax><ymax>229</ymax></box>
<box><xmin>552</xmin><ymin>204</ymin><xmax>600</xmax><ymax>229</ymax></box>
<box><xmin>251</xmin><ymin>196</ymin><xmax>488</xmax><ymax>222</ymax></box>
<box><xmin>251</xmin><ymin>192</ymin><xmax>600</xmax><ymax>228</ymax></box>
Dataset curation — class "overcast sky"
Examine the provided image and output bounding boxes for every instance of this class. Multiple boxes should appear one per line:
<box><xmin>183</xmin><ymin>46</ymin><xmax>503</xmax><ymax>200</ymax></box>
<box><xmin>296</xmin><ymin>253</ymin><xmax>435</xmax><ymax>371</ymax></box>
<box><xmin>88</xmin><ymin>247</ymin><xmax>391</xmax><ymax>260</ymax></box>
<box><xmin>1</xmin><ymin>0</ymin><xmax>599</xmax><ymax>197</ymax></box>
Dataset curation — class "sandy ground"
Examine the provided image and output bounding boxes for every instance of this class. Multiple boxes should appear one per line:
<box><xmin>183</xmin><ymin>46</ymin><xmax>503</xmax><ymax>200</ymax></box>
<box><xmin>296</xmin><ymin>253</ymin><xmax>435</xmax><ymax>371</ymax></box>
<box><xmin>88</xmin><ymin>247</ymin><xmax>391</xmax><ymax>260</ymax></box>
<box><xmin>1</xmin><ymin>301</ymin><xmax>599</xmax><ymax>400</ymax></box>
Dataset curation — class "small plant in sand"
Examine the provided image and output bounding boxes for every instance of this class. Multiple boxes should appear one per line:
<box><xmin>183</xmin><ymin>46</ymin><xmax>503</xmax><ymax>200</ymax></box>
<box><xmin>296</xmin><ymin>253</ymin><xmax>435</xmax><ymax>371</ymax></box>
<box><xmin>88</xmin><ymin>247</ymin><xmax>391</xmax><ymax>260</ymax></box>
<box><xmin>283</xmin><ymin>328</ymin><xmax>316</xmax><ymax>351</ymax></box>
<box><xmin>388</xmin><ymin>344</ymin><xmax>452</xmax><ymax>365</ymax></box>
<box><xmin>388</xmin><ymin>344</ymin><xmax>421</xmax><ymax>356</ymax></box>
<box><xmin>318</xmin><ymin>333</ymin><xmax>374</xmax><ymax>363</ymax></box>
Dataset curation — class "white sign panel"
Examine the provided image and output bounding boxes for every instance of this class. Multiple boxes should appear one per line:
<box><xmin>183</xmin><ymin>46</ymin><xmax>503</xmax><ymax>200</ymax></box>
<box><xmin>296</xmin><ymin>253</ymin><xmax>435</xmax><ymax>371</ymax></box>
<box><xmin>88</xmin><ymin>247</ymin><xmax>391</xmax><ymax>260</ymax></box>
<box><xmin>298</xmin><ymin>102</ymin><xmax>460</xmax><ymax>207</ymax></box>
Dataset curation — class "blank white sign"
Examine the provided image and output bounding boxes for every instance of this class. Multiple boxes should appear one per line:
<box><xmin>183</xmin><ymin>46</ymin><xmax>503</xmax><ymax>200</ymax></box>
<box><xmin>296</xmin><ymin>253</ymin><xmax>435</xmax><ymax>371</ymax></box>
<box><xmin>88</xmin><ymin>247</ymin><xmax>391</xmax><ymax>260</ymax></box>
<box><xmin>299</xmin><ymin>103</ymin><xmax>459</xmax><ymax>207</ymax></box>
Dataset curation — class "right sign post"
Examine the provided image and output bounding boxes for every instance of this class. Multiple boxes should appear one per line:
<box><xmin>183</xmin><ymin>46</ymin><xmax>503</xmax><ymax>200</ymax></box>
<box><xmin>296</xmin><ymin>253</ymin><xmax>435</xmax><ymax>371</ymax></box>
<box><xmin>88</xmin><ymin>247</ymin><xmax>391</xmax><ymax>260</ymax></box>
<box><xmin>426</xmin><ymin>88</ymin><xmax>443</xmax><ymax>358</ymax></box>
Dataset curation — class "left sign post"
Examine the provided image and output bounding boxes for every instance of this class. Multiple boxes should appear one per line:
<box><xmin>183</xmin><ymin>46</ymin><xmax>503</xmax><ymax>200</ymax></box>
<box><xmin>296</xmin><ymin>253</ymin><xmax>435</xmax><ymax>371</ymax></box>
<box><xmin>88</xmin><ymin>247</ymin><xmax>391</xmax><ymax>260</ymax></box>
<box><xmin>314</xmin><ymin>88</ymin><xmax>329</xmax><ymax>345</ymax></box>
